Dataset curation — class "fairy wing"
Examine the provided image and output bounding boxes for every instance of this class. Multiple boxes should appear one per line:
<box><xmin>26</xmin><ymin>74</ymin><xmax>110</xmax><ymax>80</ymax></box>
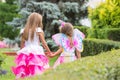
<box><xmin>73</xmin><ymin>29</ymin><xmax>85</xmax><ymax>52</ymax></box>
<box><xmin>52</xmin><ymin>33</ymin><xmax>63</xmax><ymax>46</ymax></box>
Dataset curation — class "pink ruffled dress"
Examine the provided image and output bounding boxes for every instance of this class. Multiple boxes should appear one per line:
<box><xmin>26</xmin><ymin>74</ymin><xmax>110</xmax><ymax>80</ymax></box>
<box><xmin>52</xmin><ymin>29</ymin><xmax>85</xmax><ymax>68</ymax></box>
<box><xmin>12</xmin><ymin>28</ymin><xmax>49</xmax><ymax>78</ymax></box>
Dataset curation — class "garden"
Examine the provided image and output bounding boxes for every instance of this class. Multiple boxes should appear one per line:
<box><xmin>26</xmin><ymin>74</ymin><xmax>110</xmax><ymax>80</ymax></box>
<box><xmin>0</xmin><ymin>0</ymin><xmax>120</xmax><ymax>80</ymax></box>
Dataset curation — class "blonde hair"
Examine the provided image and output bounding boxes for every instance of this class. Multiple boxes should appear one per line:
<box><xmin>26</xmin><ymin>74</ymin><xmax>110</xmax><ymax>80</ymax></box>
<box><xmin>22</xmin><ymin>12</ymin><xmax>43</xmax><ymax>41</ymax></box>
<box><xmin>60</xmin><ymin>22</ymin><xmax>73</xmax><ymax>37</ymax></box>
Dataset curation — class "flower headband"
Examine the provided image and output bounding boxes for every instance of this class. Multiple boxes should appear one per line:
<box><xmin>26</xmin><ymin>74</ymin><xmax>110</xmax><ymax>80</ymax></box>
<box><xmin>59</xmin><ymin>20</ymin><xmax>65</xmax><ymax>27</ymax></box>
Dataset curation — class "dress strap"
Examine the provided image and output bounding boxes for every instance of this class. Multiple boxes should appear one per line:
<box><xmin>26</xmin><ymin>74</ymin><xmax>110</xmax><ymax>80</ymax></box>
<box><xmin>36</xmin><ymin>28</ymin><xmax>43</xmax><ymax>32</ymax></box>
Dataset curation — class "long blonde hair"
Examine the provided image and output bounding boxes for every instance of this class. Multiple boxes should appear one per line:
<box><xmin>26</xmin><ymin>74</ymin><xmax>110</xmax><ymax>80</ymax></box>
<box><xmin>22</xmin><ymin>12</ymin><xmax>43</xmax><ymax>41</ymax></box>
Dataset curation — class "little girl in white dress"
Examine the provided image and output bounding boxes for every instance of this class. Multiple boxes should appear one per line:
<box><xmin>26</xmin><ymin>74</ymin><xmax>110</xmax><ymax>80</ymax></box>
<box><xmin>12</xmin><ymin>12</ymin><xmax>52</xmax><ymax>79</ymax></box>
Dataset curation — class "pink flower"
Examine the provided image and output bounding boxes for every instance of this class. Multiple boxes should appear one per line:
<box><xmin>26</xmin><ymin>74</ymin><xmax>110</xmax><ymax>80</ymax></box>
<box><xmin>73</xmin><ymin>39</ymin><xmax>78</xmax><ymax>46</ymax></box>
<box><xmin>0</xmin><ymin>41</ymin><xmax>7</xmax><ymax>48</ymax></box>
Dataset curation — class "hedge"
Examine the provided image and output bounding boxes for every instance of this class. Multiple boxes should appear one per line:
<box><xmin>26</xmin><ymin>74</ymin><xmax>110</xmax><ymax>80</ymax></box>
<box><xmin>87</xmin><ymin>28</ymin><xmax>120</xmax><ymax>41</ymax></box>
<box><xmin>47</xmin><ymin>38</ymin><xmax>120</xmax><ymax>57</ymax></box>
<box><xmin>82</xmin><ymin>38</ymin><xmax>120</xmax><ymax>56</ymax></box>
<box><xmin>24</xmin><ymin>49</ymin><xmax>120</xmax><ymax>80</ymax></box>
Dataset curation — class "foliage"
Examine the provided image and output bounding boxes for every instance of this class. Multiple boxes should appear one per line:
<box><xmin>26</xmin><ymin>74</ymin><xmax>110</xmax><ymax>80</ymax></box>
<box><xmin>0</xmin><ymin>56</ymin><xmax>15</xmax><ymax>79</ymax></box>
<box><xmin>8</xmin><ymin>1</ymin><xmax>61</xmax><ymax>38</ymax></box>
<box><xmin>8</xmin><ymin>0</ymin><xmax>88</xmax><ymax>38</ymax></box>
<box><xmin>0</xmin><ymin>49</ymin><xmax>6</xmax><ymax>75</ymax></box>
<box><xmin>60</xmin><ymin>2</ymin><xmax>80</xmax><ymax>25</ymax></box>
<box><xmin>24</xmin><ymin>49</ymin><xmax>120</xmax><ymax>80</ymax></box>
<box><xmin>88</xmin><ymin>0</ymin><xmax>120</xmax><ymax>28</ymax></box>
<box><xmin>0</xmin><ymin>45</ymin><xmax>120</xmax><ymax>79</ymax></box>
<box><xmin>6</xmin><ymin>0</ymin><xmax>16</xmax><ymax>4</ymax></box>
<box><xmin>45</xmin><ymin>38</ymin><xmax>120</xmax><ymax>57</ymax></box>
<box><xmin>82</xmin><ymin>38</ymin><xmax>120</xmax><ymax>56</ymax></box>
<box><xmin>87</xmin><ymin>28</ymin><xmax>120</xmax><ymax>41</ymax></box>
<box><xmin>0</xmin><ymin>2</ymin><xmax>20</xmax><ymax>39</ymax></box>
<box><xmin>46</xmin><ymin>39</ymin><xmax>58</xmax><ymax>52</ymax></box>
<box><xmin>0</xmin><ymin>36</ymin><xmax>3</xmax><ymax>41</ymax></box>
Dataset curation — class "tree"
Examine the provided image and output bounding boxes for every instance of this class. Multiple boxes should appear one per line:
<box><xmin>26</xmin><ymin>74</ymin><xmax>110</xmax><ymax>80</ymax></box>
<box><xmin>8</xmin><ymin>0</ymin><xmax>88</xmax><ymax>38</ymax></box>
<box><xmin>88</xmin><ymin>0</ymin><xmax>120</xmax><ymax>28</ymax></box>
<box><xmin>87</xmin><ymin>0</ymin><xmax>120</xmax><ymax>41</ymax></box>
<box><xmin>0</xmin><ymin>1</ymin><xmax>19</xmax><ymax>40</ymax></box>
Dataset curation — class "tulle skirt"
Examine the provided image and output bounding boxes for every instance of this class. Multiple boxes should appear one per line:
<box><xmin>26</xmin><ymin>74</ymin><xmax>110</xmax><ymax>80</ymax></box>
<box><xmin>12</xmin><ymin>53</ymin><xmax>49</xmax><ymax>78</ymax></box>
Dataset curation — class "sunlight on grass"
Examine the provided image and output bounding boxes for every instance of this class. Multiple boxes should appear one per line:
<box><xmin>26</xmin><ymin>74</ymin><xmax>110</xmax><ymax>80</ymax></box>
<box><xmin>0</xmin><ymin>56</ymin><xmax>15</xmax><ymax>80</ymax></box>
<box><xmin>0</xmin><ymin>48</ymin><xmax>15</xmax><ymax>80</ymax></box>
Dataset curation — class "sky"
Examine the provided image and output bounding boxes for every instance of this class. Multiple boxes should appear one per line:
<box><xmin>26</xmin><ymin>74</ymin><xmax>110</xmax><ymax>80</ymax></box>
<box><xmin>87</xmin><ymin>0</ymin><xmax>105</xmax><ymax>9</ymax></box>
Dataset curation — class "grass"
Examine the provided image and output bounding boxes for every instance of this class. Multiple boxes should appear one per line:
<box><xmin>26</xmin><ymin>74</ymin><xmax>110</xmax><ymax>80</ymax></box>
<box><xmin>0</xmin><ymin>56</ymin><xmax>15</xmax><ymax>80</ymax></box>
<box><xmin>0</xmin><ymin>48</ymin><xmax>16</xmax><ymax>80</ymax></box>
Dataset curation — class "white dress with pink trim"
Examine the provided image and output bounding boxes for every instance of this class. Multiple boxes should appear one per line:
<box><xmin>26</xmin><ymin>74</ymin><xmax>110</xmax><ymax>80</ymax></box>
<box><xmin>52</xmin><ymin>29</ymin><xmax>85</xmax><ymax>68</ymax></box>
<box><xmin>12</xmin><ymin>28</ymin><xmax>49</xmax><ymax>78</ymax></box>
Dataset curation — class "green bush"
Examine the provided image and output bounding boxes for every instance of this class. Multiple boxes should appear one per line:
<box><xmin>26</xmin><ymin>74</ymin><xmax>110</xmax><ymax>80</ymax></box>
<box><xmin>0</xmin><ymin>36</ymin><xmax>3</xmax><ymax>41</ymax></box>
<box><xmin>8</xmin><ymin>1</ymin><xmax>88</xmax><ymax>38</ymax></box>
<box><xmin>27</xmin><ymin>49</ymin><xmax>120</xmax><ymax>80</ymax></box>
<box><xmin>46</xmin><ymin>39</ymin><xmax>58</xmax><ymax>52</ymax></box>
<box><xmin>6</xmin><ymin>0</ymin><xmax>15</xmax><ymax>4</ymax></box>
<box><xmin>0</xmin><ymin>2</ymin><xmax>19</xmax><ymax>39</ymax></box>
<box><xmin>46</xmin><ymin>38</ymin><xmax>120</xmax><ymax>57</ymax></box>
<box><xmin>88</xmin><ymin>0</ymin><xmax>120</xmax><ymax>29</ymax></box>
<box><xmin>107</xmin><ymin>28</ymin><xmax>120</xmax><ymax>41</ymax></box>
<box><xmin>82</xmin><ymin>38</ymin><xmax>120</xmax><ymax>56</ymax></box>
<box><xmin>87</xmin><ymin>28</ymin><xmax>120</xmax><ymax>41</ymax></box>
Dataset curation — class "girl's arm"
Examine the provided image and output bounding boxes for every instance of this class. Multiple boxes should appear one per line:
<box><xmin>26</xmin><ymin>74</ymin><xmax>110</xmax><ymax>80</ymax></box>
<box><xmin>75</xmin><ymin>48</ymin><xmax>81</xmax><ymax>59</ymax></box>
<box><xmin>38</xmin><ymin>32</ymin><xmax>51</xmax><ymax>53</ymax></box>
<box><xmin>53</xmin><ymin>46</ymin><xmax>63</xmax><ymax>56</ymax></box>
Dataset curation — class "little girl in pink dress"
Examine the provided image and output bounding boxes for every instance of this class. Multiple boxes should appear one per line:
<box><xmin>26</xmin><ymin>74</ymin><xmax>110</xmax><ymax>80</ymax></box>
<box><xmin>51</xmin><ymin>20</ymin><xmax>85</xmax><ymax>68</ymax></box>
<box><xmin>12</xmin><ymin>12</ymin><xmax>52</xmax><ymax>79</ymax></box>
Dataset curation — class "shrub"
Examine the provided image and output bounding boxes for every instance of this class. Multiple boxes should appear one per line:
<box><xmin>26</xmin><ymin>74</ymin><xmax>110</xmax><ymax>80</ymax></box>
<box><xmin>87</xmin><ymin>28</ymin><xmax>120</xmax><ymax>41</ymax></box>
<box><xmin>8</xmin><ymin>0</ymin><xmax>88</xmax><ymax>38</ymax></box>
<box><xmin>46</xmin><ymin>38</ymin><xmax>120</xmax><ymax>57</ymax></box>
<box><xmin>46</xmin><ymin>39</ymin><xmax>58</xmax><ymax>52</ymax></box>
<box><xmin>82</xmin><ymin>38</ymin><xmax>120</xmax><ymax>56</ymax></box>
<box><xmin>107</xmin><ymin>28</ymin><xmax>120</xmax><ymax>41</ymax></box>
<box><xmin>0</xmin><ymin>2</ymin><xmax>19</xmax><ymax>39</ymax></box>
<box><xmin>88</xmin><ymin>0</ymin><xmax>120</xmax><ymax>29</ymax></box>
<box><xmin>27</xmin><ymin>49</ymin><xmax>120</xmax><ymax>80</ymax></box>
<box><xmin>6</xmin><ymin>0</ymin><xmax>15</xmax><ymax>4</ymax></box>
<box><xmin>0</xmin><ymin>36</ymin><xmax>3</xmax><ymax>41</ymax></box>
